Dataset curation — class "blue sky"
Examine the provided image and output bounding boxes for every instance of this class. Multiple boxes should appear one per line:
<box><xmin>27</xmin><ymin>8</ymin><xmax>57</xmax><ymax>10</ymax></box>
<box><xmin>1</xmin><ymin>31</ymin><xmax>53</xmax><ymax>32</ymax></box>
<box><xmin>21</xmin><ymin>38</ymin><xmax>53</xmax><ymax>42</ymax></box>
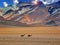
<box><xmin>0</xmin><ymin>0</ymin><xmax>60</xmax><ymax>7</ymax></box>
<box><xmin>0</xmin><ymin>0</ymin><xmax>31</xmax><ymax>7</ymax></box>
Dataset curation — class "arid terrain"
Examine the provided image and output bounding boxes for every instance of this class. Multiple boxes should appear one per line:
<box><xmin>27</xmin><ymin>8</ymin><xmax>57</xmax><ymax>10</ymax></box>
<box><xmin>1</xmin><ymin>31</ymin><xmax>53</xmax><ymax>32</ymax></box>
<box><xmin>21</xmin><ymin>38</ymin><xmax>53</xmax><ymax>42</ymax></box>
<box><xmin>0</xmin><ymin>27</ymin><xmax>60</xmax><ymax>45</ymax></box>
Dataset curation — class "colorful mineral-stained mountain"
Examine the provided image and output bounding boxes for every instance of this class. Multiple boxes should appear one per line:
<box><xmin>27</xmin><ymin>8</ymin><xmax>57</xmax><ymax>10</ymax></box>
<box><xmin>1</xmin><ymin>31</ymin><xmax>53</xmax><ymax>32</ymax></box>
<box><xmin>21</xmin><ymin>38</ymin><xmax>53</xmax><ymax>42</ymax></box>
<box><xmin>0</xmin><ymin>1</ymin><xmax>60</xmax><ymax>26</ymax></box>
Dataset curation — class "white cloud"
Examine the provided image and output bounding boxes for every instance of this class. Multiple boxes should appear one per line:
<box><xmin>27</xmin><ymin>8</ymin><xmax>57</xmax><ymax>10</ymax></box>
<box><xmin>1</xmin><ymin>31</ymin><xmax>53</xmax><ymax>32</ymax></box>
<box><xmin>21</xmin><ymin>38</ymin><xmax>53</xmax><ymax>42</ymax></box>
<box><xmin>39</xmin><ymin>0</ymin><xmax>59</xmax><ymax>4</ymax></box>
<box><xmin>3</xmin><ymin>2</ymin><xmax>8</xmax><ymax>7</ymax></box>
<box><xmin>43</xmin><ymin>2</ymin><xmax>47</xmax><ymax>4</ymax></box>
<box><xmin>13</xmin><ymin>0</ymin><xmax>19</xmax><ymax>4</ymax></box>
<box><xmin>32</xmin><ymin>0</ymin><xmax>39</xmax><ymax>5</ymax></box>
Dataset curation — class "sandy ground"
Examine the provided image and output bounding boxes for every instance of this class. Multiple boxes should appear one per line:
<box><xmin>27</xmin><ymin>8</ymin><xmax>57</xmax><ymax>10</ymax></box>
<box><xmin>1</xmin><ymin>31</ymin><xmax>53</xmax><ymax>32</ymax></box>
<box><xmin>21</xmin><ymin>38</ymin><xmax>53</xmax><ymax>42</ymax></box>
<box><xmin>0</xmin><ymin>25</ymin><xmax>60</xmax><ymax>45</ymax></box>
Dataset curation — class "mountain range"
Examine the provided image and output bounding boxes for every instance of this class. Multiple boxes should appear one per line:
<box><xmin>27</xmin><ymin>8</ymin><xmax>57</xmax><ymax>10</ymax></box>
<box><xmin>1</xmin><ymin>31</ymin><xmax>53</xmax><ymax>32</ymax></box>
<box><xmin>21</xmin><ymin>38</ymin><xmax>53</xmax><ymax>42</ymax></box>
<box><xmin>0</xmin><ymin>1</ymin><xmax>60</xmax><ymax>26</ymax></box>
